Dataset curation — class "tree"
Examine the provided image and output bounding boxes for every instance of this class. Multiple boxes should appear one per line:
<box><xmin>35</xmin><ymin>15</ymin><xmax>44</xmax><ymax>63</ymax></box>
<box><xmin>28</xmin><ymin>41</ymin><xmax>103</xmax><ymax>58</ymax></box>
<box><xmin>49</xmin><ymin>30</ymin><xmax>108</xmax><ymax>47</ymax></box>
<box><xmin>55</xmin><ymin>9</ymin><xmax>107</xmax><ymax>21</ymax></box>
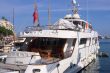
<box><xmin>1</xmin><ymin>16</ymin><xmax>8</xmax><ymax>21</ymax></box>
<box><xmin>7</xmin><ymin>29</ymin><xmax>14</xmax><ymax>35</ymax></box>
<box><xmin>0</xmin><ymin>26</ymin><xmax>14</xmax><ymax>36</ymax></box>
<box><xmin>0</xmin><ymin>26</ymin><xmax>6</xmax><ymax>36</ymax></box>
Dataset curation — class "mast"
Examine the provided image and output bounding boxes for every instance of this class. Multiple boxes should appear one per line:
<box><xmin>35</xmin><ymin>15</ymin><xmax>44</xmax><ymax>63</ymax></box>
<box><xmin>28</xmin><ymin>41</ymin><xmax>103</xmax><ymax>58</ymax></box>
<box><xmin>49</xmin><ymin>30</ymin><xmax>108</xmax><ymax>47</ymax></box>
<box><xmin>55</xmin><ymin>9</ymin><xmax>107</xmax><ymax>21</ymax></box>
<box><xmin>13</xmin><ymin>8</ymin><xmax>15</xmax><ymax>29</ymax></box>
<box><xmin>48</xmin><ymin>0</ymin><xmax>51</xmax><ymax>26</ymax></box>
<box><xmin>13</xmin><ymin>8</ymin><xmax>16</xmax><ymax>42</ymax></box>
<box><xmin>72</xmin><ymin>0</ymin><xmax>78</xmax><ymax>14</ymax></box>
<box><xmin>72</xmin><ymin>0</ymin><xmax>80</xmax><ymax>19</ymax></box>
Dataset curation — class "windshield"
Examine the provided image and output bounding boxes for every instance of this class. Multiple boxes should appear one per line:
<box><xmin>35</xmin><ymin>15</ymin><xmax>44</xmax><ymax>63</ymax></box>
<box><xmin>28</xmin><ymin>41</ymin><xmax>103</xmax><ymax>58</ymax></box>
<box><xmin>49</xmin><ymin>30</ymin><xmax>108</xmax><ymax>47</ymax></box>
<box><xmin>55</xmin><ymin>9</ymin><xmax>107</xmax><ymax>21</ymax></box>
<box><xmin>20</xmin><ymin>37</ymin><xmax>66</xmax><ymax>59</ymax></box>
<box><xmin>28</xmin><ymin>38</ymin><xmax>66</xmax><ymax>49</ymax></box>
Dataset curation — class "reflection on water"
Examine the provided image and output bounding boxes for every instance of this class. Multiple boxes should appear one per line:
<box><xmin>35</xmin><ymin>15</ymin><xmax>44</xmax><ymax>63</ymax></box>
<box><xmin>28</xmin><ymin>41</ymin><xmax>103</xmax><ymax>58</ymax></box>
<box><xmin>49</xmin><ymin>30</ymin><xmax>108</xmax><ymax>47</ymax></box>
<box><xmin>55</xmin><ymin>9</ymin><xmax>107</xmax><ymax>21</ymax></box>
<box><xmin>79</xmin><ymin>39</ymin><xmax>110</xmax><ymax>73</ymax></box>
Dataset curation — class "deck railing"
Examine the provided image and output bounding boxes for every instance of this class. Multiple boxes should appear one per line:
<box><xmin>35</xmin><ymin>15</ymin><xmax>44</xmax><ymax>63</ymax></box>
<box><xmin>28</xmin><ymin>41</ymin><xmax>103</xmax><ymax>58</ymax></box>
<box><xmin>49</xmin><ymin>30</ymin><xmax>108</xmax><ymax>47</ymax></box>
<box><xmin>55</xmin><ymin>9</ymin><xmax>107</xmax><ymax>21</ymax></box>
<box><xmin>4</xmin><ymin>49</ymin><xmax>73</xmax><ymax>65</ymax></box>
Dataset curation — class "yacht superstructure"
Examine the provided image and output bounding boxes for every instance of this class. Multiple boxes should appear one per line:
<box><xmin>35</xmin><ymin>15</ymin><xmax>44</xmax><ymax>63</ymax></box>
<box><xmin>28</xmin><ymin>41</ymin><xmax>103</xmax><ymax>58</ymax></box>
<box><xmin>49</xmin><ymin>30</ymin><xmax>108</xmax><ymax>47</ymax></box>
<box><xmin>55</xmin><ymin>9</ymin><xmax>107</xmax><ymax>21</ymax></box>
<box><xmin>0</xmin><ymin>0</ymin><xmax>100</xmax><ymax>73</ymax></box>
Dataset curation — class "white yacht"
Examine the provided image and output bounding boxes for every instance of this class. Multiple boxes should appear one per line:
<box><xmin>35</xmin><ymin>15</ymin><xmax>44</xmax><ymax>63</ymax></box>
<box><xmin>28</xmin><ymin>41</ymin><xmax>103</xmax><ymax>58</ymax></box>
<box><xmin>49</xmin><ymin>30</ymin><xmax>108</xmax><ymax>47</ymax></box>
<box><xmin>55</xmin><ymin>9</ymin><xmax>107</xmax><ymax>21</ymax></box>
<box><xmin>0</xmin><ymin>0</ymin><xmax>100</xmax><ymax>73</ymax></box>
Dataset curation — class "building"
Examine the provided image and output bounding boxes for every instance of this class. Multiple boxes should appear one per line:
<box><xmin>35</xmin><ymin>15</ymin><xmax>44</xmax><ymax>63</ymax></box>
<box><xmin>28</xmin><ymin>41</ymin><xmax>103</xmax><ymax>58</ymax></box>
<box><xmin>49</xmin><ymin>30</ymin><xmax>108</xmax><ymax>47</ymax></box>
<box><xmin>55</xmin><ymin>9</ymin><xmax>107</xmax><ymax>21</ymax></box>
<box><xmin>0</xmin><ymin>19</ymin><xmax>14</xmax><ymax>31</ymax></box>
<box><xmin>0</xmin><ymin>19</ymin><xmax>16</xmax><ymax>44</ymax></box>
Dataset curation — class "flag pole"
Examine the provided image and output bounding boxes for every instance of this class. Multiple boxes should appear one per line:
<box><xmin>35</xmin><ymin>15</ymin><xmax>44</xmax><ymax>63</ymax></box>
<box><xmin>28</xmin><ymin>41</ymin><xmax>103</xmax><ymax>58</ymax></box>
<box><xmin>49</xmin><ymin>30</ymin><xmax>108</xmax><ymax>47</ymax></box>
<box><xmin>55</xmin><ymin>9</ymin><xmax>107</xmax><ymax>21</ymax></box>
<box><xmin>72</xmin><ymin>0</ymin><xmax>78</xmax><ymax>14</ymax></box>
<box><xmin>36</xmin><ymin>1</ymin><xmax>40</xmax><ymax>26</ymax></box>
<box><xmin>33</xmin><ymin>0</ymin><xmax>40</xmax><ymax>26</ymax></box>
<box><xmin>48</xmin><ymin>0</ymin><xmax>51</xmax><ymax>26</ymax></box>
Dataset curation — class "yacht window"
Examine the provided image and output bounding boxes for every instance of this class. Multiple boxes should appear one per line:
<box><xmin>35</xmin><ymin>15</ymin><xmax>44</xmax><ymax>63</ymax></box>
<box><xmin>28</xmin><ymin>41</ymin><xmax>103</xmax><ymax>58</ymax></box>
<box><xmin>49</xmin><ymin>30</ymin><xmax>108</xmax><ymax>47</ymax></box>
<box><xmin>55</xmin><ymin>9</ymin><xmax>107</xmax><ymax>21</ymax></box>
<box><xmin>86</xmin><ymin>38</ymin><xmax>91</xmax><ymax>46</ymax></box>
<box><xmin>82</xmin><ymin>22</ymin><xmax>86</xmax><ymax>29</ymax></box>
<box><xmin>73</xmin><ymin>21</ymin><xmax>80</xmax><ymax>26</ymax></box>
<box><xmin>79</xmin><ymin>38</ymin><xmax>87</xmax><ymax>48</ymax></box>
<box><xmin>95</xmin><ymin>37</ymin><xmax>98</xmax><ymax>44</ymax></box>
<box><xmin>64</xmin><ymin>38</ymin><xmax>76</xmax><ymax>58</ymax></box>
<box><xmin>79</xmin><ymin>38</ymin><xmax>87</xmax><ymax>45</ymax></box>
<box><xmin>92</xmin><ymin>38</ymin><xmax>95</xmax><ymax>45</ymax></box>
<box><xmin>89</xmin><ymin>38</ymin><xmax>91</xmax><ymax>45</ymax></box>
<box><xmin>72</xmin><ymin>39</ymin><xmax>77</xmax><ymax>46</ymax></box>
<box><xmin>27</xmin><ymin>38</ymin><xmax>67</xmax><ymax>60</ymax></box>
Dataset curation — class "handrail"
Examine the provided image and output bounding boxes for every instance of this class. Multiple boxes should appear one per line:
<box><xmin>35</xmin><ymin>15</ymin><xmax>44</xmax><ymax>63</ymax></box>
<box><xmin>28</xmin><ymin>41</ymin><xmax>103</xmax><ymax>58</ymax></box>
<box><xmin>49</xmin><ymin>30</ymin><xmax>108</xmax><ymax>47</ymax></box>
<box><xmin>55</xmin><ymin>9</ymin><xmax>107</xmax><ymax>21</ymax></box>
<box><xmin>24</xmin><ymin>25</ymin><xmax>78</xmax><ymax>32</ymax></box>
<box><xmin>6</xmin><ymin>50</ymin><xmax>74</xmax><ymax>65</ymax></box>
<box><xmin>79</xmin><ymin>44</ymin><xmax>98</xmax><ymax>49</ymax></box>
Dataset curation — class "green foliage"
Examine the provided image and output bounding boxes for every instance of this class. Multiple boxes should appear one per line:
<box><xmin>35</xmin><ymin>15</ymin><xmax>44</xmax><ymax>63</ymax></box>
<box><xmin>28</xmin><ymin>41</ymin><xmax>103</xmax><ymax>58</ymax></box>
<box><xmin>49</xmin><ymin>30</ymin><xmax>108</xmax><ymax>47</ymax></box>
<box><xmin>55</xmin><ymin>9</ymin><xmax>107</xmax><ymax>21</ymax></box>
<box><xmin>0</xmin><ymin>26</ymin><xmax>14</xmax><ymax>36</ymax></box>
<box><xmin>7</xmin><ymin>29</ymin><xmax>14</xmax><ymax>35</ymax></box>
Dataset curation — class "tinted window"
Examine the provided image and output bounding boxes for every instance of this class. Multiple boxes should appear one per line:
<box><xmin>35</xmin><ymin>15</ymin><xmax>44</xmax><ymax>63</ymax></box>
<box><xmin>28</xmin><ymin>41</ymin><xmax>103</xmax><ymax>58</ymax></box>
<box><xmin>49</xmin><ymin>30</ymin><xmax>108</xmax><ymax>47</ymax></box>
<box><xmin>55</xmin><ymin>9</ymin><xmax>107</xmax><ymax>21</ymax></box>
<box><xmin>72</xmin><ymin>39</ymin><xmax>77</xmax><ymax>46</ymax></box>
<box><xmin>79</xmin><ymin>38</ymin><xmax>87</xmax><ymax>45</ymax></box>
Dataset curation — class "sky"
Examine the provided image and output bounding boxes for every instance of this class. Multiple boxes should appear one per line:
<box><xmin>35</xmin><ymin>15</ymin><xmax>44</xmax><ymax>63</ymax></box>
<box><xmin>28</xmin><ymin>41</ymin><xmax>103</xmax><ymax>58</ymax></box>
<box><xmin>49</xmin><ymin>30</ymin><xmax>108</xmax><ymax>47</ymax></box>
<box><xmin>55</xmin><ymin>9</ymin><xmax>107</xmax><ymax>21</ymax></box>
<box><xmin>0</xmin><ymin>0</ymin><xmax>110</xmax><ymax>36</ymax></box>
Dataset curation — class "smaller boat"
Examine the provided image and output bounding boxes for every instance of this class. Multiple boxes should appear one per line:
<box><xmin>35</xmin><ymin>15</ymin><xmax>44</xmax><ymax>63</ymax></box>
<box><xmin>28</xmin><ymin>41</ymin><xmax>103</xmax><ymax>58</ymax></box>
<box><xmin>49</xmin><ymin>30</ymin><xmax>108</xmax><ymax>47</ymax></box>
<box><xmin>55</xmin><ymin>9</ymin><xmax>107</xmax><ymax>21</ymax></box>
<box><xmin>11</xmin><ymin>38</ymin><xmax>26</xmax><ymax>51</ymax></box>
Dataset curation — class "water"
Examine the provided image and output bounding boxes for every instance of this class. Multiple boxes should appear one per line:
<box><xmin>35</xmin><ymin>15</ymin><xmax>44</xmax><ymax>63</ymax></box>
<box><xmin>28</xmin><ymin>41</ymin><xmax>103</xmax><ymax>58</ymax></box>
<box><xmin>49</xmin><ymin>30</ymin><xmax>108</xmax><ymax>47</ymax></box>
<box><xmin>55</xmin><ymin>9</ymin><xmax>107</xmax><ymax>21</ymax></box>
<box><xmin>80</xmin><ymin>39</ymin><xmax>110</xmax><ymax>73</ymax></box>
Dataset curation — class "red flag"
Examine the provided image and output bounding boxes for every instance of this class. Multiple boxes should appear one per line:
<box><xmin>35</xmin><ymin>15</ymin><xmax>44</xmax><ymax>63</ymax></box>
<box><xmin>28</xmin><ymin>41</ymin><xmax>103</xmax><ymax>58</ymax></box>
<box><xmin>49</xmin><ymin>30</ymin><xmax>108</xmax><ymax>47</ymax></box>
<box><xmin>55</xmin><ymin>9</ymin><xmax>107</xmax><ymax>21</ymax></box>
<box><xmin>33</xmin><ymin>3</ymin><xmax>38</xmax><ymax>24</ymax></box>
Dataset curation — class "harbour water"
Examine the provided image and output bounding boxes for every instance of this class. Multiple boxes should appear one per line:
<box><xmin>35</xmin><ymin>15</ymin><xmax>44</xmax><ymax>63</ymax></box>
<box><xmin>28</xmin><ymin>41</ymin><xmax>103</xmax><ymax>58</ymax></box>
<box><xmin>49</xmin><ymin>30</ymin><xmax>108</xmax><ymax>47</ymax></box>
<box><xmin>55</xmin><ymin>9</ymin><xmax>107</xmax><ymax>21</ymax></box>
<box><xmin>79</xmin><ymin>39</ymin><xmax>110</xmax><ymax>73</ymax></box>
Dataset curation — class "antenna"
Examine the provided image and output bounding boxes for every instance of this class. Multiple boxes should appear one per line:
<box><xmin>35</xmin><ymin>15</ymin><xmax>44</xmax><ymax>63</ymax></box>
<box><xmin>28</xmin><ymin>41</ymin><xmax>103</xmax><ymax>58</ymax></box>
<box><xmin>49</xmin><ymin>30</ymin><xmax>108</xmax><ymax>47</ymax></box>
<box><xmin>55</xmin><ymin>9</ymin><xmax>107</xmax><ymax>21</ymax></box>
<box><xmin>72</xmin><ymin>0</ymin><xmax>80</xmax><ymax>19</ymax></box>
<box><xmin>72</xmin><ymin>0</ymin><xmax>78</xmax><ymax>14</ymax></box>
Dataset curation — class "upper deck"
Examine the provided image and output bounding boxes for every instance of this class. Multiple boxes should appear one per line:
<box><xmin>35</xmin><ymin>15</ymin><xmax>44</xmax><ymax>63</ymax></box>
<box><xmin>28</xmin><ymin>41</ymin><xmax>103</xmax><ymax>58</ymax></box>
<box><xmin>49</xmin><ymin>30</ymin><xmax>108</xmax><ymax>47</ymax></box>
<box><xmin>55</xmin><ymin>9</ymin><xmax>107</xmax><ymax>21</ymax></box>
<box><xmin>19</xmin><ymin>12</ymin><xmax>97</xmax><ymax>38</ymax></box>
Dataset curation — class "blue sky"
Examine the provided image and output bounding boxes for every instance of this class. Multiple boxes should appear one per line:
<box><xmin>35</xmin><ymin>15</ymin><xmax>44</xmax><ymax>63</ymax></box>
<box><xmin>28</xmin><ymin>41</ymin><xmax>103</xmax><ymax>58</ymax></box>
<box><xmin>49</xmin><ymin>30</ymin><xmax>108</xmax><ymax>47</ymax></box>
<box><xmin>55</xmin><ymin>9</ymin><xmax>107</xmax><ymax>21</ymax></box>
<box><xmin>0</xmin><ymin>0</ymin><xmax>110</xmax><ymax>36</ymax></box>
